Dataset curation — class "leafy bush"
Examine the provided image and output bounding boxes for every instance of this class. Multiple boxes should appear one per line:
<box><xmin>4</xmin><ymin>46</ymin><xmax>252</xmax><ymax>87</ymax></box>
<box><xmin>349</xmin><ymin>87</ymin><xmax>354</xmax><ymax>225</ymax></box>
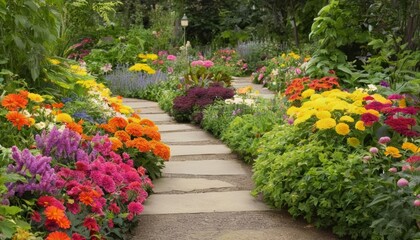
<box><xmin>201</xmin><ymin>100</ymin><xmax>254</xmax><ymax>138</ymax></box>
<box><xmin>221</xmin><ymin>100</ymin><xmax>283</xmax><ymax>163</ymax></box>
<box><xmin>172</xmin><ymin>84</ymin><xmax>235</xmax><ymax>123</ymax></box>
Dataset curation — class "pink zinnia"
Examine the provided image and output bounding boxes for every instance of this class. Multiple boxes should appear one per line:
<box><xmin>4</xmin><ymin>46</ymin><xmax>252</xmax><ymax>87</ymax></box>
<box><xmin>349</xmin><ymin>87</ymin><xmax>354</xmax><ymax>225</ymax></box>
<box><xmin>406</xmin><ymin>156</ymin><xmax>420</xmax><ymax>164</ymax></box>
<box><xmin>83</xmin><ymin>217</ymin><xmax>99</xmax><ymax>232</ymax></box>
<box><xmin>202</xmin><ymin>60</ymin><xmax>214</xmax><ymax>68</ymax></box>
<box><xmin>127</xmin><ymin>201</ymin><xmax>144</xmax><ymax>215</ymax></box>
<box><xmin>387</xmin><ymin>94</ymin><xmax>404</xmax><ymax>100</ymax></box>
<box><xmin>295</xmin><ymin>68</ymin><xmax>302</xmax><ymax>75</ymax></box>
<box><xmin>414</xmin><ymin>200</ymin><xmax>420</xmax><ymax>207</ymax></box>
<box><xmin>378</xmin><ymin>136</ymin><xmax>391</xmax><ymax>144</ymax></box>
<box><xmin>388</xmin><ymin>167</ymin><xmax>397</xmax><ymax>173</ymax></box>
<box><xmin>369</xmin><ymin>147</ymin><xmax>379</xmax><ymax>154</ymax></box>
<box><xmin>109</xmin><ymin>202</ymin><xmax>120</xmax><ymax>214</ymax></box>
<box><xmin>167</xmin><ymin>55</ymin><xmax>177</xmax><ymax>61</ymax></box>
<box><xmin>397</xmin><ymin>178</ymin><xmax>409</xmax><ymax>187</ymax></box>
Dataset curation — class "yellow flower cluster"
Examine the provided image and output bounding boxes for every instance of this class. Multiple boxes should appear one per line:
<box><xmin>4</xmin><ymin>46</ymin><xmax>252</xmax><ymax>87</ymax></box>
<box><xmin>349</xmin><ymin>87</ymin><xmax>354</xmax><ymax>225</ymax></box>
<box><xmin>287</xmin><ymin>89</ymin><xmax>391</xmax><ymax>139</ymax></box>
<box><xmin>402</xmin><ymin>142</ymin><xmax>420</xmax><ymax>153</ymax></box>
<box><xmin>47</xmin><ymin>58</ymin><xmax>61</xmax><ymax>65</ymax></box>
<box><xmin>128</xmin><ymin>63</ymin><xmax>156</xmax><ymax>74</ymax></box>
<box><xmin>281</xmin><ymin>52</ymin><xmax>301</xmax><ymax>60</ymax></box>
<box><xmin>138</xmin><ymin>53</ymin><xmax>158</xmax><ymax>61</ymax></box>
<box><xmin>70</xmin><ymin>65</ymin><xmax>88</xmax><ymax>76</ymax></box>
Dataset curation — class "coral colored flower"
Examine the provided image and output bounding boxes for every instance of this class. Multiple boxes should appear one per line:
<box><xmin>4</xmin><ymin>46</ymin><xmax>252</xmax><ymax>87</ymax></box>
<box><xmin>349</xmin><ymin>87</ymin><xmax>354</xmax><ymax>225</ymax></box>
<box><xmin>140</xmin><ymin>118</ymin><xmax>156</xmax><ymax>127</ymax></box>
<box><xmin>125</xmin><ymin>123</ymin><xmax>144</xmax><ymax>137</ymax></box>
<box><xmin>109</xmin><ymin>117</ymin><xmax>128</xmax><ymax>129</ymax></box>
<box><xmin>46</xmin><ymin>231</ymin><xmax>70</xmax><ymax>240</ymax></box>
<box><xmin>384</xmin><ymin>146</ymin><xmax>402</xmax><ymax>158</ymax></box>
<box><xmin>128</xmin><ymin>201</ymin><xmax>144</xmax><ymax>215</ymax></box>
<box><xmin>44</xmin><ymin>206</ymin><xmax>65</xmax><ymax>221</ymax></box>
<box><xmin>355</xmin><ymin>121</ymin><xmax>365</xmax><ymax>131</ymax></box>
<box><xmin>335</xmin><ymin>123</ymin><xmax>350</xmax><ymax>135</ymax></box>
<box><xmin>6</xmin><ymin>111</ymin><xmax>30</xmax><ymax>130</ymax></box>
<box><xmin>114</xmin><ymin>130</ymin><xmax>131</xmax><ymax>142</ymax></box>
<box><xmin>402</xmin><ymin>142</ymin><xmax>419</xmax><ymax>153</ymax></box>
<box><xmin>347</xmin><ymin>138</ymin><xmax>360</xmax><ymax>147</ymax></box>
<box><xmin>109</xmin><ymin>137</ymin><xmax>123</xmax><ymax>151</ymax></box>
<box><xmin>55</xmin><ymin>113</ymin><xmax>73</xmax><ymax>123</ymax></box>
<box><xmin>125</xmin><ymin>137</ymin><xmax>151</xmax><ymax>152</ymax></box>
<box><xmin>56</xmin><ymin>216</ymin><xmax>71</xmax><ymax>229</ymax></box>
<box><xmin>83</xmin><ymin>217</ymin><xmax>100</xmax><ymax>232</ymax></box>
<box><xmin>151</xmin><ymin>141</ymin><xmax>171</xmax><ymax>160</ymax></box>
<box><xmin>27</xmin><ymin>93</ymin><xmax>45</xmax><ymax>102</ymax></box>
<box><xmin>315</xmin><ymin>118</ymin><xmax>336</xmax><ymax>130</ymax></box>
<box><xmin>1</xmin><ymin>93</ymin><xmax>28</xmax><ymax>110</ymax></box>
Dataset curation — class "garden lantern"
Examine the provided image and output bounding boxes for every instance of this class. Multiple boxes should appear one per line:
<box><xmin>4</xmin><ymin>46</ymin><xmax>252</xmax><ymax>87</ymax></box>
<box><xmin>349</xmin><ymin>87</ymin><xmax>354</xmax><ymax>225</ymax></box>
<box><xmin>181</xmin><ymin>14</ymin><xmax>189</xmax><ymax>68</ymax></box>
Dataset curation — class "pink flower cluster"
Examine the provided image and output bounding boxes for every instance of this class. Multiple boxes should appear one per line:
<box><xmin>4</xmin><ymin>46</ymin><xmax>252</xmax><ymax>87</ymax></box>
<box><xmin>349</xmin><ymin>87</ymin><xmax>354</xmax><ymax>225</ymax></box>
<box><xmin>191</xmin><ymin>60</ymin><xmax>214</xmax><ymax>68</ymax></box>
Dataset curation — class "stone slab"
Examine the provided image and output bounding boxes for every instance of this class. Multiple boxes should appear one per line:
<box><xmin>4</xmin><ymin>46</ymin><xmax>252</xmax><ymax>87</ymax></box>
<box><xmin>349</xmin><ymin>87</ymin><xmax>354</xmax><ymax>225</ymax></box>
<box><xmin>139</xmin><ymin>113</ymin><xmax>173</xmax><ymax>122</ymax></box>
<box><xmin>162</xmin><ymin>160</ymin><xmax>246</xmax><ymax>175</ymax></box>
<box><xmin>125</xmin><ymin>101</ymin><xmax>159</xmax><ymax>108</ymax></box>
<box><xmin>142</xmin><ymin>191</ymin><xmax>269</xmax><ymax>214</ymax></box>
<box><xmin>157</xmin><ymin>124</ymin><xmax>198</xmax><ymax>132</ymax></box>
<box><xmin>153</xmin><ymin>178</ymin><xmax>234</xmax><ymax>193</ymax></box>
<box><xmin>170</xmin><ymin>145</ymin><xmax>231</xmax><ymax>156</ymax></box>
<box><xmin>161</xmin><ymin>131</ymin><xmax>215</xmax><ymax>143</ymax></box>
<box><xmin>137</xmin><ymin>107</ymin><xmax>165</xmax><ymax>114</ymax></box>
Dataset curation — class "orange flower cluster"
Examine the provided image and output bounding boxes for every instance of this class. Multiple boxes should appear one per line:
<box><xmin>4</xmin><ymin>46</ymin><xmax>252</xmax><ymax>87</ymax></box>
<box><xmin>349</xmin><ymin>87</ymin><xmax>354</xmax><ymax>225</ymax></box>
<box><xmin>285</xmin><ymin>76</ymin><xmax>340</xmax><ymax>101</ymax></box>
<box><xmin>43</xmin><ymin>205</ymin><xmax>71</xmax><ymax>229</ymax></box>
<box><xmin>1</xmin><ymin>92</ymin><xmax>28</xmax><ymax>111</ymax></box>
<box><xmin>46</xmin><ymin>231</ymin><xmax>70</xmax><ymax>240</ymax></box>
<box><xmin>5</xmin><ymin>111</ymin><xmax>32</xmax><ymax>130</ymax></box>
<box><xmin>100</xmin><ymin>115</ymin><xmax>170</xmax><ymax>160</ymax></box>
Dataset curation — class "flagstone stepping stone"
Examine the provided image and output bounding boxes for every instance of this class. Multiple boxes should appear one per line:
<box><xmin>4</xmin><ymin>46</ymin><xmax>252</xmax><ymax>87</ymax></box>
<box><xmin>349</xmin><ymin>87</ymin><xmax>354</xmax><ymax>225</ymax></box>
<box><xmin>170</xmin><ymin>145</ymin><xmax>231</xmax><ymax>156</ymax></box>
<box><xmin>124</xmin><ymin>101</ymin><xmax>159</xmax><ymax>109</ymax></box>
<box><xmin>161</xmin><ymin>131</ymin><xmax>215</xmax><ymax>143</ymax></box>
<box><xmin>136</xmin><ymin>107</ymin><xmax>166</xmax><ymax>114</ymax></box>
<box><xmin>138</xmin><ymin>113</ymin><xmax>173</xmax><ymax>122</ymax></box>
<box><xmin>152</xmin><ymin>178</ymin><xmax>234</xmax><ymax>193</ymax></box>
<box><xmin>162</xmin><ymin>160</ymin><xmax>246</xmax><ymax>175</ymax></box>
<box><xmin>157</xmin><ymin>124</ymin><xmax>198</xmax><ymax>132</ymax></box>
<box><xmin>142</xmin><ymin>191</ymin><xmax>269</xmax><ymax>214</ymax></box>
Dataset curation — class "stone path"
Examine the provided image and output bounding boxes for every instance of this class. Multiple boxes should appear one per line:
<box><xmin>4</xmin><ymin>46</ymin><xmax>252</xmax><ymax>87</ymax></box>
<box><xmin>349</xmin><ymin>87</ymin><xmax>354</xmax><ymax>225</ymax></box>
<box><xmin>124</xmin><ymin>77</ymin><xmax>336</xmax><ymax>240</ymax></box>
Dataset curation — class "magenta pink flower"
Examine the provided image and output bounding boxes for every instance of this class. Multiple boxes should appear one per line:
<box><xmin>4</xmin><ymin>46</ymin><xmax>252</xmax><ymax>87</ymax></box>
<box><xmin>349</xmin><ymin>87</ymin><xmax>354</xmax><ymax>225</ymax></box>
<box><xmin>202</xmin><ymin>60</ymin><xmax>214</xmax><ymax>68</ymax></box>
<box><xmin>388</xmin><ymin>167</ymin><xmax>398</xmax><ymax>173</ymax></box>
<box><xmin>128</xmin><ymin>201</ymin><xmax>144</xmax><ymax>215</ymax></box>
<box><xmin>167</xmin><ymin>55</ymin><xmax>177</xmax><ymax>61</ymax></box>
<box><xmin>295</xmin><ymin>68</ymin><xmax>302</xmax><ymax>75</ymax></box>
<box><xmin>378</xmin><ymin>136</ymin><xmax>391</xmax><ymax>144</ymax></box>
<box><xmin>414</xmin><ymin>200</ymin><xmax>420</xmax><ymax>207</ymax></box>
<box><xmin>397</xmin><ymin>178</ymin><xmax>409</xmax><ymax>187</ymax></box>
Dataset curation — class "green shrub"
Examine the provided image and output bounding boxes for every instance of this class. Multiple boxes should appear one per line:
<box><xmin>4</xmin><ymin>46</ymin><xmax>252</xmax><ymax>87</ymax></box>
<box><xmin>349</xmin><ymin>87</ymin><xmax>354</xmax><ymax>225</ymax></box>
<box><xmin>252</xmin><ymin>125</ymin><xmax>395</xmax><ymax>239</ymax></box>
<box><xmin>158</xmin><ymin>89</ymin><xmax>183</xmax><ymax>115</ymax></box>
<box><xmin>201</xmin><ymin>100</ymin><xmax>254</xmax><ymax>138</ymax></box>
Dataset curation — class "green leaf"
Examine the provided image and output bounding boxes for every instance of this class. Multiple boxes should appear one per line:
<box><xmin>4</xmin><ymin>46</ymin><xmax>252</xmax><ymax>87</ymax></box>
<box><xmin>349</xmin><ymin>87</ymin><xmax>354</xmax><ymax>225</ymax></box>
<box><xmin>1</xmin><ymin>205</ymin><xmax>23</xmax><ymax>215</ymax></box>
<box><xmin>367</xmin><ymin>195</ymin><xmax>391</xmax><ymax>207</ymax></box>
<box><xmin>12</xmin><ymin>35</ymin><xmax>25</xmax><ymax>49</ymax></box>
<box><xmin>0</xmin><ymin>220</ymin><xmax>15</xmax><ymax>238</ymax></box>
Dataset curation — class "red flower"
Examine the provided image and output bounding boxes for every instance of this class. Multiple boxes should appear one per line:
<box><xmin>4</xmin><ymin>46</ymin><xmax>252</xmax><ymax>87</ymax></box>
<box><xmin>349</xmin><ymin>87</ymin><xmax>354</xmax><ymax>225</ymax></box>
<box><xmin>364</xmin><ymin>101</ymin><xmax>392</xmax><ymax>111</ymax></box>
<box><xmin>109</xmin><ymin>202</ymin><xmax>120</xmax><ymax>214</ymax></box>
<box><xmin>406</xmin><ymin>156</ymin><xmax>420</xmax><ymax>164</ymax></box>
<box><xmin>72</xmin><ymin>233</ymin><xmax>86</xmax><ymax>240</ymax></box>
<box><xmin>385</xmin><ymin>116</ymin><xmax>420</xmax><ymax>137</ymax></box>
<box><xmin>31</xmin><ymin>211</ymin><xmax>41</xmax><ymax>222</ymax></box>
<box><xmin>360</xmin><ymin>113</ymin><xmax>379</xmax><ymax>126</ymax></box>
<box><xmin>108</xmin><ymin>219</ymin><xmax>114</xmax><ymax>228</ymax></box>
<box><xmin>83</xmin><ymin>217</ymin><xmax>100</xmax><ymax>232</ymax></box>
<box><xmin>37</xmin><ymin>196</ymin><xmax>65</xmax><ymax>210</ymax></box>
<box><xmin>127</xmin><ymin>201</ymin><xmax>144</xmax><ymax>215</ymax></box>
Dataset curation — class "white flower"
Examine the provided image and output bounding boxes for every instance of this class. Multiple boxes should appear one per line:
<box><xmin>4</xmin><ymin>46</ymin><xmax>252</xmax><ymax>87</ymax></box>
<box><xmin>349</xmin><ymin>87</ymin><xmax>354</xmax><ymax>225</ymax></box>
<box><xmin>34</xmin><ymin>122</ymin><xmax>46</xmax><ymax>130</ymax></box>
<box><xmin>22</xmin><ymin>110</ymin><xmax>31</xmax><ymax>118</ymax></box>
<box><xmin>271</xmin><ymin>69</ymin><xmax>279</xmax><ymax>76</ymax></box>
<box><xmin>367</xmin><ymin>84</ymin><xmax>377</xmax><ymax>92</ymax></box>
<box><xmin>244</xmin><ymin>99</ymin><xmax>255</xmax><ymax>106</ymax></box>
<box><xmin>225</xmin><ymin>99</ymin><xmax>234</xmax><ymax>104</ymax></box>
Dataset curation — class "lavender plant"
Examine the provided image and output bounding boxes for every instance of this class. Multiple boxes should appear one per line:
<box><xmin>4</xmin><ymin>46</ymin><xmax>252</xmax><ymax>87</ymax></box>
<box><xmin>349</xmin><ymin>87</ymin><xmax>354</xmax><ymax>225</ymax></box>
<box><xmin>105</xmin><ymin>65</ymin><xmax>168</xmax><ymax>96</ymax></box>
<box><xmin>6</xmin><ymin>146</ymin><xmax>57</xmax><ymax>198</ymax></box>
<box><xmin>35</xmin><ymin>127</ymin><xmax>81</xmax><ymax>163</ymax></box>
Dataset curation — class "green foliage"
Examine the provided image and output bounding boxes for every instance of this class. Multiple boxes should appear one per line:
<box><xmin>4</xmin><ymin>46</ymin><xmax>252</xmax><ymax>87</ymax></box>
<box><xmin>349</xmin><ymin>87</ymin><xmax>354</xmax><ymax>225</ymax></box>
<box><xmin>201</xmin><ymin>100</ymin><xmax>254</xmax><ymax>138</ymax></box>
<box><xmin>157</xmin><ymin>89</ymin><xmax>183</xmax><ymax>115</ymax></box>
<box><xmin>0</xmin><ymin>0</ymin><xmax>59</xmax><ymax>82</ymax></box>
<box><xmin>131</xmin><ymin>77</ymin><xmax>180</xmax><ymax>102</ymax></box>
<box><xmin>252</xmin><ymin>127</ymin><xmax>393</xmax><ymax>239</ymax></box>
<box><xmin>221</xmin><ymin>100</ymin><xmax>283</xmax><ymax>163</ymax></box>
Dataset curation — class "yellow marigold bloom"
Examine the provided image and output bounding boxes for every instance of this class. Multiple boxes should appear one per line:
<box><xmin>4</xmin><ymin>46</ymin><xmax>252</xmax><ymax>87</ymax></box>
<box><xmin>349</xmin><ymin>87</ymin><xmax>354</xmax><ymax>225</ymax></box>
<box><xmin>402</xmin><ymin>142</ymin><xmax>419</xmax><ymax>153</ymax></box>
<box><xmin>301</xmin><ymin>89</ymin><xmax>315</xmax><ymax>99</ymax></box>
<box><xmin>294</xmin><ymin>114</ymin><xmax>312</xmax><ymax>125</ymax></box>
<box><xmin>28</xmin><ymin>118</ymin><xmax>35</xmax><ymax>126</ymax></box>
<box><xmin>384</xmin><ymin>146</ymin><xmax>402</xmax><ymax>158</ymax></box>
<box><xmin>281</xmin><ymin>53</ymin><xmax>286</xmax><ymax>58</ymax></box>
<box><xmin>146</xmin><ymin>53</ymin><xmax>158</xmax><ymax>60</ymax></box>
<box><xmin>28</xmin><ymin>93</ymin><xmax>45</xmax><ymax>102</ymax></box>
<box><xmin>138</xmin><ymin>53</ymin><xmax>148</xmax><ymax>59</ymax></box>
<box><xmin>237</xmin><ymin>86</ymin><xmax>253</xmax><ymax>94</ymax></box>
<box><xmin>398</xmin><ymin>99</ymin><xmax>406</xmax><ymax>108</ymax></box>
<box><xmin>119</xmin><ymin>105</ymin><xmax>133</xmax><ymax>114</ymax></box>
<box><xmin>70</xmin><ymin>65</ymin><xmax>87</xmax><ymax>76</ymax></box>
<box><xmin>12</xmin><ymin>227</ymin><xmax>34</xmax><ymax>240</ymax></box>
<box><xmin>56</xmin><ymin>113</ymin><xmax>73</xmax><ymax>123</ymax></box>
<box><xmin>347</xmin><ymin>137</ymin><xmax>360</xmax><ymax>147</ymax></box>
<box><xmin>315</xmin><ymin>118</ymin><xmax>336</xmax><ymax>129</ymax></box>
<box><xmin>47</xmin><ymin>58</ymin><xmax>61</xmax><ymax>65</ymax></box>
<box><xmin>355</xmin><ymin>121</ymin><xmax>365</xmax><ymax>131</ymax></box>
<box><xmin>340</xmin><ymin>116</ymin><xmax>354</xmax><ymax>122</ymax></box>
<box><xmin>316</xmin><ymin>111</ymin><xmax>331</xmax><ymax>119</ymax></box>
<box><xmin>372</xmin><ymin>94</ymin><xmax>392</xmax><ymax>104</ymax></box>
<box><xmin>286</xmin><ymin>106</ymin><xmax>300</xmax><ymax>116</ymax></box>
<box><xmin>365</xmin><ymin>109</ymin><xmax>380</xmax><ymax>117</ymax></box>
<box><xmin>129</xmin><ymin>63</ymin><xmax>156</xmax><ymax>74</ymax></box>
<box><xmin>310</xmin><ymin>94</ymin><xmax>322</xmax><ymax>101</ymax></box>
<box><xmin>335</xmin><ymin>123</ymin><xmax>350</xmax><ymax>135</ymax></box>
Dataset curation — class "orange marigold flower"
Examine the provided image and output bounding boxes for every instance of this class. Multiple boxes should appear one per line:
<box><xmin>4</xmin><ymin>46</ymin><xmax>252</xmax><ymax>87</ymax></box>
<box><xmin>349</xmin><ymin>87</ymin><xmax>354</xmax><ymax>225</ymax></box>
<box><xmin>66</xmin><ymin>122</ymin><xmax>83</xmax><ymax>134</ymax></box>
<box><xmin>109</xmin><ymin>117</ymin><xmax>128</xmax><ymax>129</ymax></box>
<box><xmin>46</xmin><ymin>231</ymin><xmax>70</xmax><ymax>240</ymax></box>
<box><xmin>44</xmin><ymin>206</ymin><xmax>65</xmax><ymax>221</ymax></box>
<box><xmin>6</xmin><ymin>111</ymin><xmax>30</xmax><ymax>130</ymax></box>
<box><xmin>52</xmin><ymin>102</ymin><xmax>64</xmax><ymax>109</ymax></box>
<box><xmin>143</xmin><ymin>127</ymin><xmax>161</xmax><ymax>141</ymax></box>
<box><xmin>19</xmin><ymin>90</ymin><xmax>29</xmax><ymax>98</ymax></box>
<box><xmin>131</xmin><ymin>113</ymin><xmax>141</xmax><ymax>119</ymax></box>
<box><xmin>79</xmin><ymin>191</ymin><xmax>97</xmax><ymax>206</ymax></box>
<box><xmin>152</xmin><ymin>141</ymin><xmax>171</xmax><ymax>160</ymax></box>
<box><xmin>1</xmin><ymin>94</ymin><xmax>28</xmax><ymax>111</ymax></box>
<box><xmin>125</xmin><ymin>123</ymin><xmax>144</xmax><ymax>137</ymax></box>
<box><xmin>126</xmin><ymin>137</ymin><xmax>151</xmax><ymax>152</ymax></box>
<box><xmin>56</xmin><ymin>216</ymin><xmax>71</xmax><ymax>229</ymax></box>
<box><xmin>99</xmin><ymin>123</ymin><xmax>117</xmax><ymax>133</ymax></box>
<box><xmin>114</xmin><ymin>130</ymin><xmax>131</xmax><ymax>142</ymax></box>
<box><xmin>109</xmin><ymin>137</ymin><xmax>123</xmax><ymax>151</ymax></box>
<box><xmin>140</xmin><ymin>118</ymin><xmax>155</xmax><ymax>127</ymax></box>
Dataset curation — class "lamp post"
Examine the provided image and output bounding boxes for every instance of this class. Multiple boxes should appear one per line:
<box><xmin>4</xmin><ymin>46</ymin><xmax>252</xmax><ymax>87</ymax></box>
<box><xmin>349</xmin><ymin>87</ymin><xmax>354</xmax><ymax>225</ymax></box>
<box><xmin>180</xmin><ymin>14</ymin><xmax>188</xmax><ymax>68</ymax></box>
